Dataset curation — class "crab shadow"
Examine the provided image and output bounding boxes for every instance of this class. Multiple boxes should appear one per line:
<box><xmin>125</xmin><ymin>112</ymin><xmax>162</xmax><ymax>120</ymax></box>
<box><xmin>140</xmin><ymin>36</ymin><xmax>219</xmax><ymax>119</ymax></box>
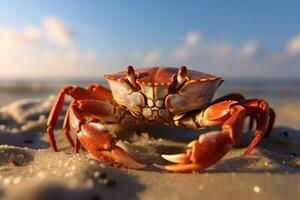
<box><xmin>14</xmin><ymin>170</ymin><xmax>144</xmax><ymax>200</ymax></box>
<box><xmin>0</xmin><ymin>130</ymin><xmax>49</xmax><ymax>149</ymax></box>
<box><xmin>0</xmin><ymin>163</ymin><xmax>144</xmax><ymax>200</ymax></box>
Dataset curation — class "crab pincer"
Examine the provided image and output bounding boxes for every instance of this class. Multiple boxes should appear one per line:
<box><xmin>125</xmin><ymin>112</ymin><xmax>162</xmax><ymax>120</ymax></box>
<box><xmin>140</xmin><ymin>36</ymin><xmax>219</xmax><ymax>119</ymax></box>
<box><xmin>154</xmin><ymin>99</ymin><xmax>273</xmax><ymax>172</ymax></box>
<box><xmin>153</xmin><ymin>104</ymin><xmax>245</xmax><ymax>173</ymax></box>
<box><xmin>77</xmin><ymin>123</ymin><xmax>145</xmax><ymax>169</ymax></box>
<box><xmin>154</xmin><ymin>131</ymin><xmax>232</xmax><ymax>172</ymax></box>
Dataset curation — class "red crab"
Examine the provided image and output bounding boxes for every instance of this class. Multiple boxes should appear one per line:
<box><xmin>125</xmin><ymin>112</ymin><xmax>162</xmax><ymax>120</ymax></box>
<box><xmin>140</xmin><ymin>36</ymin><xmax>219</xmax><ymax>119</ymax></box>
<box><xmin>47</xmin><ymin>66</ymin><xmax>275</xmax><ymax>172</ymax></box>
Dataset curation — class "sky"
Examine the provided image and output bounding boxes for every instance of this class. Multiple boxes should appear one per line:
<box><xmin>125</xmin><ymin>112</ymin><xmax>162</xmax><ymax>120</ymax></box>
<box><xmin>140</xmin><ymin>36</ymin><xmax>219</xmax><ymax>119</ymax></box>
<box><xmin>0</xmin><ymin>0</ymin><xmax>300</xmax><ymax>79</ymax></box>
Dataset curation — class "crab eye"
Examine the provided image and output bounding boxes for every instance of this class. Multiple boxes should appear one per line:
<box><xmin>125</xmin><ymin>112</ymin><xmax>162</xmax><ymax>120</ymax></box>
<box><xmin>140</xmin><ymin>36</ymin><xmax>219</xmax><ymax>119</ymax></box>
<box><xmin>127</xmin><ymin>65</ymin><xmax>135</xmax><ymax>76</ymax></box>
<box><xmin>179</xmin><ymin>66</ymin><xmax>187</xmax><ymax>77</ymax></box>
<box><xmin>174</xmin><ymin>66</ymin><xmax>188</xmax><ymax>90</ymax></box>
<box><xmin>126</xmin><ymin>65</ymin><xmax>140</xmax><ymax>90</ymax></box>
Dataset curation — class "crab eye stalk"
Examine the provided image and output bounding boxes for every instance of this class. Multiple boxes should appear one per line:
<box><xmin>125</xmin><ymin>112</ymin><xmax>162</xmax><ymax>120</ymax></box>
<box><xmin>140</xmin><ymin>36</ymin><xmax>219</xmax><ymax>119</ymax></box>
<box><xmin>126</xmin><ymin>65</ymin><xmax>140</xmax><ymax>90</ymax></box>
<box><xmin>175</xmin><ymin>66</ymin><xmax>188</xmax><ymax>90</ymax></box>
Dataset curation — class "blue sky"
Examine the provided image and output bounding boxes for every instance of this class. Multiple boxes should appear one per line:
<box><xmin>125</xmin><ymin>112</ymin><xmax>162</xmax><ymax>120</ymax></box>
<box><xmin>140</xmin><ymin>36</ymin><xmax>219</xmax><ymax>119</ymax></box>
<box><xmin>1</xmin><ymin>0</ymin><xmax>300</xmax><ymax>79</ymax></box>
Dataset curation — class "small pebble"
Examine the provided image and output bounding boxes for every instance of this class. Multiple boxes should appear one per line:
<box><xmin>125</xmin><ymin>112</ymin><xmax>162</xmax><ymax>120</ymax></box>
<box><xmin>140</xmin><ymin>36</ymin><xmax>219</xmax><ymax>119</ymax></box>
<box><xmin>86</xmin><ymin>179</ymin><xmax>94</xmax><ymax>188</ymax></box>
<box><xmin>12</xmin><ymin>177</ymin><xmax>22</xmax><ymax>184</ymax></box>
<box><xmin>4</xmin><ymin>177</ymin><xmax>12</xmax><ymax>185</ymax></box>
<box><xmin>198</xmin><ymin>185</ymin><xmax>204</xmax><ymax>191</ymax></box>
<box><xmin>37</xmin><ymin>171</ymin><xmax>45</xmax><ymax>178</ymax></box>
<box><xmin>99</xmin><ymin>164</ymin><xmax>106</xmax><ymax>168</ymax></box>
<box><xmin>290</xmin><ymin>153</ymin><xmax>297</xmax><ymax>157</ymax></box>
<box><xmin>253</xmin><ymin>186</ymin><xmax>261</xmax><ymax>193</ymax></box>
<box><xmin>266</xmin><ymin>172</ymin><xmax>271</xmax><ymax>177</ymax></box>
<box><xmin>282</xmin><ymin>131</ymin><xmax>289</xmax><ymax>138</ymax></box>
<box><xmin>93</xmin><ymin>171</ymin><xmax>100</xmax><ymax>178</ymax></box>
<box><xmin>24</xmin><ymin>139</ymin><xmax>33</xmax><ymax>144</ymax></box>
<box><xmin>89</xmin><ymin>160</ymin><xmax>97</xmax><ymax>165</ymax></box>
<box><xmin>16</xmin><ymin>154</ymin><xmax>24</xmax><ymax>160</ymax></box>
<box><xmin>99</xmin><ymin>173</ymin><xmax>107</xmax><ymax>179</ymax></box>
<box><xmin>65</xmin><ymin>172</ymin><xmax>73</xmax><ymax>178</ymax></box>
<box><xmin>103</xmin><ymin>179</ymin><xmax>116</xmax><ymax>187</ymax></box>
<box><xmin>11</xmin><ymin>160</ymin><xmax>20</xmax><ymax>167</ymax></box>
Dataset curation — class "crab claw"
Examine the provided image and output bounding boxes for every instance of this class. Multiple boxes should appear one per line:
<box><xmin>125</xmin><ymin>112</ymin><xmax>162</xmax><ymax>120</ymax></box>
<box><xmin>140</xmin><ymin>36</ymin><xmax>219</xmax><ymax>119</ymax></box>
<box><xmin>94</xmin><ymin>145</ymin><xmax>146</xmax><ymax>169</ymax></box>
<box><xmin>154</xmin><ymin>131</ymin><xmax>231</xmax><ymax>172</ymax></box>
<box><xmin>78</xmin><ymin>123</ymin><xmax>145</xmax><ymax>169</ymax></box>
<box><xmin>161</xmin><ymin>153</ymin><xmax>190</xmax><ymax>164</ymax></box>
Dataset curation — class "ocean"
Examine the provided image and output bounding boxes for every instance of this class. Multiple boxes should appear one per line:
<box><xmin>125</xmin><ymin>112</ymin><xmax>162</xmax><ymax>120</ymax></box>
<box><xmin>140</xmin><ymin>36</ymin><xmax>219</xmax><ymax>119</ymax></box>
<box><xmin>0</xmin><ymin>78</ymin><xmax>299</xmax><ymax>107</ymax></box>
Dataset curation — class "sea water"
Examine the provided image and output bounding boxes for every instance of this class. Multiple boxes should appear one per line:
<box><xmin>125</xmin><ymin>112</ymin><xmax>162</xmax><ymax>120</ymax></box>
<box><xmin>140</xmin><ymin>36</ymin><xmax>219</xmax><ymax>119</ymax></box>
<box><xmin>0</xmin><ymin>78</ymin><xmax>299</xmax><ymax>107</ymax></box>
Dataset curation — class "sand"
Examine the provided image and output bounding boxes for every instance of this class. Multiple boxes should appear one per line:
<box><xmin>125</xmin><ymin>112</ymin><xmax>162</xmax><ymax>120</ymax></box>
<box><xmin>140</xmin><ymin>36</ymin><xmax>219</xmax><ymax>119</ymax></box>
<box><xmin>0</xmin><ymin>96</ymin><xmax>300</xmax><ymax>200</ymax></box>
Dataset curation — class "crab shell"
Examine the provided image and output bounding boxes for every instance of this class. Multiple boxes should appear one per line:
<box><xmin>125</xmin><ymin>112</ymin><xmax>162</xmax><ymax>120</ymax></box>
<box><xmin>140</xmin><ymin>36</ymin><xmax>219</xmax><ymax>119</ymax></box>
<box><xmin>104</xmin><ymin>67</ymin><xmax>223</xmax><ymax>122</ymax></box>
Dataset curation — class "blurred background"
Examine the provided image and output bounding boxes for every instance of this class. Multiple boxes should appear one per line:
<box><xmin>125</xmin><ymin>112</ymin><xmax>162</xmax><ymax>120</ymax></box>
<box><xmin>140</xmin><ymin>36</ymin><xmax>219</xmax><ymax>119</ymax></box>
<box><xmin>0</xmin><ymin>0</ymin><xmax>300</xmax><ymax>113</ymax></box>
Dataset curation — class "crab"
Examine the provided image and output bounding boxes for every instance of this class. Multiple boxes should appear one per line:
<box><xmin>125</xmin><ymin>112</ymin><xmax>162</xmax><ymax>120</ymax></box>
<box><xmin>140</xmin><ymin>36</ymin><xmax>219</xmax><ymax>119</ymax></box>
<box><xmin>47</xmin><ymin>66</ymin><xmax>275</xmax><ymax>172</ymax></box>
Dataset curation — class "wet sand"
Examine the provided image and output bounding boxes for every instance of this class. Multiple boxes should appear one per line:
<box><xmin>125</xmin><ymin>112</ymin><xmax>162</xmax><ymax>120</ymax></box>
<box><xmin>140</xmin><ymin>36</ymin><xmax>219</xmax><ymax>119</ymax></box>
<box><xmin>0</xmin><ymin>96</ymin><xmax>300</xmax><ymax>200</ymax></box>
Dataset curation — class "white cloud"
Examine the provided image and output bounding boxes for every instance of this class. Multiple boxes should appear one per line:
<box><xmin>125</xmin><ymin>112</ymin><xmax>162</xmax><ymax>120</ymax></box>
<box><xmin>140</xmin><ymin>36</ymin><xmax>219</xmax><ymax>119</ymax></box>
<box><xmin>185</xmin><ymin>31</ymin><xmax>202</xmax><ymax>47</ymax></box>
<box><xmin>286</xmin><ymin>33</ymin><xmax>300</xmax><ymax>56</ymax></box>
<box><xmin>170</xmin><ymin>31</ymin><xmax>202</xmax><ymax>62</ymax></box>
<box><xmin>43</xmin><ymin>16</ymin><xmax>74</xmax><ymax>48</ymax></box>
<box><xmin>131</xmin><ymin>50</ymin><xmax>142</xmax><ymax>60</ymax></box>
<box><xmin>0</xmin><ymin>48</ymin><xmax>101</xmax><ymax>78</ymax></box>
<box><xmin>1</xmin><ymin>22</ymin><xmax>300</xmax><ymax>79</ymax></box>
<box><xmin>241</xmin><ymin>40</ymin><xmax>257</xmax><ymax>58</ymax></box>
<box><xmin>167</xmin><ymin>34</ymin><xmax>263</xmax><ymax>77</ymax></box>
<box><xmin>23</xmin><ymin>25</ymin><xmax>42</xmax><ymax>42</ymax></box>
<box><xmin>0</xmin><ymin>25</ymin><xmax>42</xmax><ymax>48</ymax></box>
<box><xmin>45</xmin><ymin>49</ymin><xmax>101</xmax><ymax>69</ymax></box>
<box><xmin>144</xmin><ymin>50</ymin><xmax>161</xmax><ymax>65</ymax></box>
<box><xmin>0</xmin><ymin>16</ymin><xmax>103</xmax><ymax>78</ymax></box>
<box><xmin>214</xmin><ymin>43</ymin><xmax>234</xmax><ymax>57</ymax></box>
<box><xmin>171</xmin><ymin>47</ymin><xmax>191</xmax><ymax>61</ymax></box>
<box><xmin>83</xmin><ymin>50</ymin><xmax>99</xmax><ymax>61</ymax></box>
<box><xmin>0</xmin><ymin>17</ymin><xmax>73</xmax><ymax>49</ymax></box>
<box><xmin>0</xmin><ymin>26</ymin><xmax>19</xmax><ymax>48</ymax></box>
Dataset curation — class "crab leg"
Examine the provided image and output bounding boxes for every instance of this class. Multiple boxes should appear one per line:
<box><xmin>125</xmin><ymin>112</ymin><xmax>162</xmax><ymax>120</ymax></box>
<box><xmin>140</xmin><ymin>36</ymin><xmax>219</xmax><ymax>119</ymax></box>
<box><xmin>154</xmin><ymin>104</ymin><xmax>246</xmax><ymax>172</ymax></box>
<box><xmin>61</xmin><ymin>84</ymin><xmax>113</xmax><ymax>150</ymax></box>
<box><xmin>47</xmin><ymin>85</ymin><xmax>110</xmax><ymax>151</ymax></box>
<box><xmin>266</xmin><ymin>107</ymin><xmax>276</xmax><ymax>136</ymax></box>
<box><xmin>209</xmin><ymin>93</ymin><xmax>266</xmax><ymax>134</ymax></box>
<box><xmin>209</xmin><ymin>93</ymin><xmax>245</xmax><ymax>105</ymax></box>
<box><xmin>209</xmin><ymin>93</ymin><xmax>258</xmax><ymax>132</ymax></box>
<box><xmin>239</xmin><ymin>99</ymin><xmax>270</xmax><ymax>154</ymax></box>
<box><xmin>62</xmin><ymin>103</ymin><xmax>75</xmax><ymax>148</ymax></box>
<box><xmin>69</xmin><ymin>101</ymin><xmax>145</xmax><ymax>169</ymax></box>
<box><xmin>87</xmin><ymin>83</ymin><xmax>113</xmax><ymax>100</ymax></box>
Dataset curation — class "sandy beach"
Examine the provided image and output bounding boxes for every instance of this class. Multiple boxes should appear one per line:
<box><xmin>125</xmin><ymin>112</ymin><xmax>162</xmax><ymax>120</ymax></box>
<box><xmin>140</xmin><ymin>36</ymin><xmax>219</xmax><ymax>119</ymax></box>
<box><xmin>0</xmin><ymin>93</ymin><xmax>300</xmax><ymax>200</ymax></box>
<box><xmin>2</xmin><ymin>0</ymin><xmax>300</xmax><ymax>199</ymax></box>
